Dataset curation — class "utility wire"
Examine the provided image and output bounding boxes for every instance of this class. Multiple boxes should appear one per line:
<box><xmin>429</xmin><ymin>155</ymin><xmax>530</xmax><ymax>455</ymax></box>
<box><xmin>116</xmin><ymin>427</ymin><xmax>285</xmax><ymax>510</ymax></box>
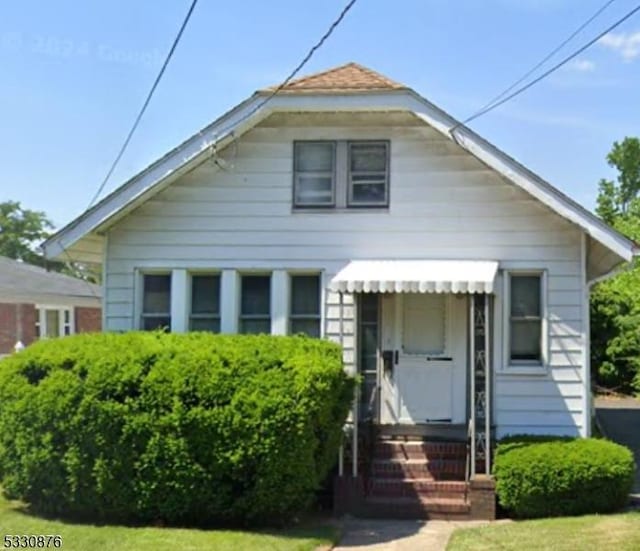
<box><xmin>454</xmin><ymin>2</ymin><xmax>640</xmax><ymax>130</ymax></box>
<box><xmin>86</xmin><ymin>0</ymin><xmax>199</xmax><ymax>209</ymax></box>
<box><xmin>467</xmin><ymin>0</ymin><xmax>617</xmax><ymax>122</ymax></box>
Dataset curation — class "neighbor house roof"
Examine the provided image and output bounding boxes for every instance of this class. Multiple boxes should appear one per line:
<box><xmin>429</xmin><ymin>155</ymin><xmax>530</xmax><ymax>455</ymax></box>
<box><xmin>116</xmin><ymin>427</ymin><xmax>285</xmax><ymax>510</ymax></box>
<box><xmin>41</xmin><ymin>62</ymin><xmax>639</xmax><ymax>278</ymax></box>
<box><xmin>262</xmin><ymin>62</ymin><xmax>407</xmax><ymax>93</ymax></box>
<box><xmin>0</xmin><ymin>256</ymin><xmax>101</xmax><ymax>306</ymax></box>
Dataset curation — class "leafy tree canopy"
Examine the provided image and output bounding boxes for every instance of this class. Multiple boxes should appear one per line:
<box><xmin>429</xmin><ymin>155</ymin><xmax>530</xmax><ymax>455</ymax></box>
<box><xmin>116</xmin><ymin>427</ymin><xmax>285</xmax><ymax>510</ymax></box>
<box><xmin>0</xmin><ymin>200</ymin><xmax>53</xmax><ymax>265</ymax></box>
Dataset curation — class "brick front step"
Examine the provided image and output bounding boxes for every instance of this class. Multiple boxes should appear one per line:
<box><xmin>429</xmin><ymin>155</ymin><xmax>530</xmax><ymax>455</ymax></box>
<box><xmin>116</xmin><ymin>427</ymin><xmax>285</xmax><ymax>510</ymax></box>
<box><xmin>374</xmin><ymin>441</ymin><xmax>467</xmax><ymax>461</ymax></box>
<box><xmin>368</xmin><ymin>479</ymin><xmax>468</xmax><ymax>500</ymax></box>
<box><xmin>371</xmin><ymin>458</ymin><xmax>466</xmax><ymax>480</ymax></box>
<box><xmin>361</xmin><ymin>496</ymin><xmax>471</xmax><ymax>520</ymax></box>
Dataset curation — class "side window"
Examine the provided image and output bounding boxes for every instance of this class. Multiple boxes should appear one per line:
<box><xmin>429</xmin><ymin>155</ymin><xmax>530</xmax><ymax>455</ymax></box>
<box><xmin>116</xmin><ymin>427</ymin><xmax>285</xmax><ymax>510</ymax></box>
<box><xmin>509</xmin><ymin>273</ymin><xmax>543</xmax><ymax>364</ymax></box>
<box><xmin>190</xmin><ymin>274</ymin><xmax>220</xmax><ymax>332</ymax></box>
<box><xmin>141</xmin><ymin>274</ymin><xmax>171</xmax><ymax>330</ymax></box>
<box><xmin>240</xmin><ymin>275</ymin><xmax>271</xmax><ymax>334</ymax></box>
<box><xmin>289</xmin><ymin>274</ymin><xmax>321</xmax><ymax>337</ymax></box>
<box><xmin>348</xmin><ymin>141</ymin><xmax>389</xmax><ymax>207</ymax></box>
<box><xmin>293</xmin><ymin>142</ymin><xmax>336</xmax><ymax>207</ymax></box>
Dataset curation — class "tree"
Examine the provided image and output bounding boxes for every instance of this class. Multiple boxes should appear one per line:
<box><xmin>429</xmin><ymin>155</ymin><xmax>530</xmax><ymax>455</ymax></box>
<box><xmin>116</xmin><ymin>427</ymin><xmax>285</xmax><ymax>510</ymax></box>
<box><xmin>0</xmin><ymin>200</ymin><xmax>53</xmax><ymax>265</ymax></box>
<box><xmin>592</xmin><ymin>137</ymin><xmax>640</xmax><ymax>394</ymax></box>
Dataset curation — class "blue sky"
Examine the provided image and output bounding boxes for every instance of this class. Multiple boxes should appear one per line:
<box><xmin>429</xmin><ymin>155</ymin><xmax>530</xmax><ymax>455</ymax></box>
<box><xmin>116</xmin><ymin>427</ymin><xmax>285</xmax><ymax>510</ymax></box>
<box><xmin>1</xmin><ymin>0</ymin><xmax>639</xmax><ymax>228</ymax></box>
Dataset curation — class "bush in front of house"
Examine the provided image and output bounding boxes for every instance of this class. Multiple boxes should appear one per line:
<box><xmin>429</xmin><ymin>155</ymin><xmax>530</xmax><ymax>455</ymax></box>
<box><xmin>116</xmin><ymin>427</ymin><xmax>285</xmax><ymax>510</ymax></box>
<box><xmin>0</xmin><ymin>332</ymin><xmax>355</xmax><ymax>526</ymax></box>
<box><xmin>494</xmin><ymin>435</ymin><xmax>635</xmax><ymax>518</ymax></box>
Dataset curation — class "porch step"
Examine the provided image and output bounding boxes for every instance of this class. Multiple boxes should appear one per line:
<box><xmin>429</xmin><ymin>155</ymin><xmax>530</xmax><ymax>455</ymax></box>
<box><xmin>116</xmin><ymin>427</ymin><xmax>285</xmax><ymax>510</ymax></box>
<box><xmin>374</xmin><ymin>440</ymin><xmax>467</xmax><ymax>461</ymax></box>
<box><xmin>361</xmin><ymin>496</ymin><xmax>471</xmax><ymax>520</ymax></box>
<box><xmin>371</xmin><ymin>458</ymin><xmax>466</xmax><ymax>480</ymax></box>
<box><xmin>368</xmin><ymin>479</ymin><xmax>467</xmax><ymax>500</ymax></box>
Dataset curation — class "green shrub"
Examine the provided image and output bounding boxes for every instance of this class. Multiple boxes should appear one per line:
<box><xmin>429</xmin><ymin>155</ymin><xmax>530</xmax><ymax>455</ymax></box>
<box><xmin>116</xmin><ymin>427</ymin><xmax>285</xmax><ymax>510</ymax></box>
<box><xmin>0</xmin><ymin>332</ymin><xmax>355</xmax><ymax>526</ymax></box>
<box><xmin>494</xmin><ymin>436</ymin><xmax>635</xmax><ymax>518</ymax></box>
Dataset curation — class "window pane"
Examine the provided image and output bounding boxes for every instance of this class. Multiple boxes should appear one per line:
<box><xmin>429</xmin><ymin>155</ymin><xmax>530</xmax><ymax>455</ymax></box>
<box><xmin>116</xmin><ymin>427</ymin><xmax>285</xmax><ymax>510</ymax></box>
<box><xmin>291</xmin><ymin>275</ymin><xmax>320</xmax><ymax>315</ymax></box>
<box><xmin>403</xmin><ymin>294</ymin><xmax>446</xmax><ymax>355</ymax></box>
<box><xmin>350</xmin><ymin>143</ymin><xmax>387</xmax><ymax>172</ymax></box>
<box><xmin>295</xmin><ymin>142</ymin><xmax>334</xmax><ymax>172</ymax></box>
<box><xmin>143</xmin><ymin>274</ymin><xmax>171</xmax><ymax>314</ymax></box>
<box><xmin>240</xmin><ymin>319</ymin><xmax>271</xmax><ymax>335</ymax></box>
<box><xmin>191</xmin><ymin>275</ymin><xmax>220</xmax><ymax>314</ymax></box>
<box><xmin>290</xmin><ymin>319</ymin><xmax>320</xmax><ymax>338</ymax></box>
<box><xmin>360</xmin><ymin>294</ymin><xmax>378</xmax><ymax>323</ymax></box>
<box><xmin>45</xmin><ymin>309</ymin><xmax>60</xmax><ymax>338</ymax></box>
<box><xmin>511</xmin><ymin>275</ymin><xmax>541</xmax><ymax>317</ymax></box>
<box><xmin>511</xmin><ymin>319</ymin><xmax>541</xmax><ymax>361</ymax></box>
<box><xmin>142</xmin><ymin>316</ymin><xmax>171</xmax><ymax>331</ymax></box>
<box><xmin>189</xmin><ymin>317</ymin><xmax>220</xmax><ymax>332</ymax></box>
<box><xmin>241</xmin><ymin>276</ymin><xmax>271</xmax><ymax>315</ymax></box>
<box><xmin>351</xmin><ymin>182</ymin><xmax>387</xmax><ymax>204</ymax></box>
<box><xmin>295</xmin><ymin>176</ymin><xmax>333</xmax><ymax>204</ymax></box>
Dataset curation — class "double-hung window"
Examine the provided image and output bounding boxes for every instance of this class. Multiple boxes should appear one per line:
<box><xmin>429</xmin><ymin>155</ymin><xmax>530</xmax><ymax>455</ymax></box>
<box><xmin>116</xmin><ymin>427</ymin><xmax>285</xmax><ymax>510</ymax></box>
<box><xmin>141</xmin><ymin>274</ymin><xmax>171</xmax><ymax>331</ymax></box>
<box><xmin>190</xmin><ymin>274</ymin><xmax>220</xmax><ymax>332</ymax></box>
<box><xmin>293</xmin><ymin>141</ymin><xmax>335</xmax><ymax>207</ymax></box>
<box><xmin>348</xmin><ymin>141</ymin><xmax>389</xmax><ymax>207</ymax></box>
<box><xmin>289</xmin><ymin>274</ymin><xmax>321</xmax><ymax>337</ymax></box>
<box><xmin>240</xmin><ymin>275</ymin><xmax>271</xmax><ymax>334</ymax></box>
<box><xmin>508</xmin><ymin>273</ymin><xmax>545</xmax><ymax>365</ymax></box>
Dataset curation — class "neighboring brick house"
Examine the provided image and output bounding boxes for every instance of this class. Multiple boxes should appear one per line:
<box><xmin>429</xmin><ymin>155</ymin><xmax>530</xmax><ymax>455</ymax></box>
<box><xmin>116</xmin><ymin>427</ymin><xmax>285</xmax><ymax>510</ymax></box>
<box><xmin>0</xmin><ymin>256</ymin><xmax>102</xmax><ymax>355</ymax></box>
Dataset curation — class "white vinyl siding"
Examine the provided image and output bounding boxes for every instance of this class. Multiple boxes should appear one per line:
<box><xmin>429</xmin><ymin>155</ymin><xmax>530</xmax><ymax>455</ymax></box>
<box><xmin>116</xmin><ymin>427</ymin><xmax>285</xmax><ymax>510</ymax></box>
<box><xmin>104</xmin><ymin>112</ymin><xmax>587</xmax><ymax>437</ymax></box>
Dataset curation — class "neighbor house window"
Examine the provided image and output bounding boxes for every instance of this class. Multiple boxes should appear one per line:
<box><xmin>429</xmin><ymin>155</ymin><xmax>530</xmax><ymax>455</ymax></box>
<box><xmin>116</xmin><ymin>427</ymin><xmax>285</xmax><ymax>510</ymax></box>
<box><xmin>35</xmin><ymin>307</ymin><xmax>73</xmax><ymax>338</ymax></box>
<box><xmin>348</xmin><ymin>141</ymin><xmax>389</xmax><ymax>207</ymax></box>
<box><xmin>141</xmin><ymin>274</ymin><xmax>171</xmax><ymax>331</ymax></box>
<box><xmin>190</xmin><ymin>274</ymin><xmax>220</xmax><ymax>332</ymax></box>
<box><xmin>240</xmin><ymin>275</ymin><xmax>271</xmax><ymax>334</ymax></box>
<box><xmin>289</xmin><ymin>274</ymin><xmax>321</xmax><ymax>337</ymax></box>
<box><xmin>508</xmin><ymin>273</ymin><xmax>544</xmax><ymax>364</ymax></box>
<box><xmin>293</xmin><ymin>141</ymin><xmax>336</xmax><ymax>207</ymax></box>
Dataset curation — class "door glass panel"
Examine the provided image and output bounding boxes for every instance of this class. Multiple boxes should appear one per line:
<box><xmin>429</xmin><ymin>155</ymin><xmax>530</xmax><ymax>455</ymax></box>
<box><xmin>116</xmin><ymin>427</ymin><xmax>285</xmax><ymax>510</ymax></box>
<box><xmin>402</xmin><ymin>294</ymin><xmax>446</xmax><ymax>355</ymax></box>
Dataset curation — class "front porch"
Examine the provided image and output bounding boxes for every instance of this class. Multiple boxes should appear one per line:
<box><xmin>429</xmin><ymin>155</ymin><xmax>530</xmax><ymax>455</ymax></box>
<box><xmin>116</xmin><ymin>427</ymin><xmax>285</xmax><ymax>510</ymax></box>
<box><xmin>329</xmin><ymin>260</ymin><xmax>497</xmax><ymax>520</ymax></box>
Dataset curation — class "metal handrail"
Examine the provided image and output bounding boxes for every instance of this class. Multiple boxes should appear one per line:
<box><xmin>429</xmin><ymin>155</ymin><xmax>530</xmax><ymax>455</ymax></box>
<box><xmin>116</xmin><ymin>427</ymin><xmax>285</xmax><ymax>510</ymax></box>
<box><xmin>465</xmin><ymin>418</ymin><xmax>473</xmax><ymax>499</ymax></box>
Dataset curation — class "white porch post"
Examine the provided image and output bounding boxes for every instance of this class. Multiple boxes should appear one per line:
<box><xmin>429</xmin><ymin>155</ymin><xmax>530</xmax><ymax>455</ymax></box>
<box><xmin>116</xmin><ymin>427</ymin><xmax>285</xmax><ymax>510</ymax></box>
<box><xmin>220</xmin><ymin>269</ymin><xmax>239</xmax><ymax>334</ymax></box>
<box><xmin>271</xmin><ymin>270</ymin><xmax>288</xmax><ymax>335</ymax></box>
<box><xmin>170</xmin><ymin>269</ymin><xmax>188</xmax><ymax>333</ymax></box>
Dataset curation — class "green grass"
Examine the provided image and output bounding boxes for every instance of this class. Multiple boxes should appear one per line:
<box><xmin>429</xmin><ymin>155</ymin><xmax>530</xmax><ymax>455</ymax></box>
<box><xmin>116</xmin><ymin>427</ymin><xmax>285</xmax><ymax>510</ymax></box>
<box><xmin>0</xmin><ymin>492</ymin><xmax>338</xmax><ymax>551</ymax></box>
<box><xmin>447</xmin><ymin>512</ymin><xmax>640</xmax><ymax>551</ymax></box>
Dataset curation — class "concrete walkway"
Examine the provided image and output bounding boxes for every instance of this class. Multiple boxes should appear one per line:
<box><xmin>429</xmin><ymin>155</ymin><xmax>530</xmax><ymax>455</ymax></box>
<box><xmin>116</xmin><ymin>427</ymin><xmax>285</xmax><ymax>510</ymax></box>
<box><xmin>333</xmin><ymin>518</ymin><xmax>490</xmax><ymax>551</ymax></box>
<box><xmin>595</xmin><ymin>396</ymin><xmax>640</xmax><ymax>499</ymax></box>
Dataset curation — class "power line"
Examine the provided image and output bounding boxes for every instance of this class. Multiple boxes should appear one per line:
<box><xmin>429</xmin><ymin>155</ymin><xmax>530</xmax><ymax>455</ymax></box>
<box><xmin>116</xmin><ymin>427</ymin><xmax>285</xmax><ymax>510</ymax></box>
<box><xmin>86</xmin><ymin>0</ymin><xmax>199</xmax><ymax>209</ymax></box>
<box><xmin>208</xmin><ymin>0</ymin><xmax>358</xmax><ymax>148</ymax></box>
<box><xmin>466</xmin><ymin>0</ymin><xmax>617</xmax><ymax>123</ymax></box>
<box><xmin>454</xmin><ymin>2</ymin><xmax>640</xmax><ymax>130</ymax></box>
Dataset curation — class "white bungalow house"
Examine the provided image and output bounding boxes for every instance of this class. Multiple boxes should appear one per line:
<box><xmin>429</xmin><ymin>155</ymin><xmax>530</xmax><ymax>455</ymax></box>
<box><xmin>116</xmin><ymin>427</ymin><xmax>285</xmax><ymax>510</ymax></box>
<box><xmin>42</xmin><ymin>63</ymin><xmax>638</xmax><ymax>519</ymax></box>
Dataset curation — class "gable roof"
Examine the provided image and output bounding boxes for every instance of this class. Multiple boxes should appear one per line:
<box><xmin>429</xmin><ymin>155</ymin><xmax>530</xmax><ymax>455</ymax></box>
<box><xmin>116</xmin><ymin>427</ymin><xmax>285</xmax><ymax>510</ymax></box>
<box><xmin>262</xmin><ymin>62</ymin><xmax>407</xmax><ymax>93</ymax></box>
<box><xmin>0</xmin><ymin>256</ymin><xmax>101</xmax><ymax>306</ymax></box>
<box><xmin>42</xmin><ymin>62</ymin><xmax>638</xmax><ymax>275</ymax></box>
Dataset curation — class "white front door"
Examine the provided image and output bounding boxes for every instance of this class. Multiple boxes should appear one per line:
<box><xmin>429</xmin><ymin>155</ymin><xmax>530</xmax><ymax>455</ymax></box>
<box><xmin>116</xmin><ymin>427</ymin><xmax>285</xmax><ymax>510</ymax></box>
<box><xmin>380</xmin><ymin>293</ymin><xmax>467</xmax><ymax>424</ymax></box>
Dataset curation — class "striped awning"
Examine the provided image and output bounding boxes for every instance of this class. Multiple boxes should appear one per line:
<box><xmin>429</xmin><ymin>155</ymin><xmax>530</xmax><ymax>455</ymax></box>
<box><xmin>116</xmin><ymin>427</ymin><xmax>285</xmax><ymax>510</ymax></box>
<box><xmin>329</xmin><ymin>260</ymin><xmax>499</xmax><ymax>294</ymax></box>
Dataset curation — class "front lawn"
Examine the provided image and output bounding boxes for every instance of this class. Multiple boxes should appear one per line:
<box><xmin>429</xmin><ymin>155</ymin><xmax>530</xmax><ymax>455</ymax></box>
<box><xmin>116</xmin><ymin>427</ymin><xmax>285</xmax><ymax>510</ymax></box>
<box><xmin>447</xmin><ymin>512</ymin><xmax>640</xmax><ymax>551</ymax></box>
<box><xmin>0</xmin><ymin>492</ymin><xmax>338</xmax><ymax>551</ymax></box>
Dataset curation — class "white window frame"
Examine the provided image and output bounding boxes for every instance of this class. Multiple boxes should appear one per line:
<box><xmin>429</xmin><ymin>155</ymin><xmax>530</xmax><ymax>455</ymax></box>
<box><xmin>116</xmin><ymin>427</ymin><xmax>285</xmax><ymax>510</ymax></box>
<box><xmin>503</xmin><ymin>270</ymin><xmax>548</xmax><ymax>372</ymax></box>
<box><xmin>293</xmin><ymin>141</ymin><xmax>336</xmax><ymax>208</ymax></box>
<box><xmin>35</xmin><ymin>305</ymin><xmax>74</xmax><ymax>339</ymax></box>
<box><xmin>347</xmin><ymin>140</ymin><xmax>390</xmax><ymax>208</ymax></box>
<box><xmin>189</xmin><ymin>272</ymin><xmax>221</xmax><ymax>332</ymax></box>
<box><xmin>139</xmin><ymin>271</ymin><xmax>172</xmax><ymax>331</ymax></box>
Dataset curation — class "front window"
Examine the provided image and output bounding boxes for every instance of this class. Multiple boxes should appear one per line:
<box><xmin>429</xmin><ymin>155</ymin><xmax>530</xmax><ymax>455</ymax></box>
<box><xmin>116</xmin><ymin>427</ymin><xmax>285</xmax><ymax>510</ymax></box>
<box><xmin>348</xmin><ymin>141</ymin><xmax>389</xmax><ymax>207</ymax></box>
<box><xmin>509</xmin><ymin>273</ymin><xmax>543</xmax><ymax>364</ymax></box>
<box><xmin>293</xmin><ymin>141</ymin><xmax>335</xmax><ymax>207</ymax></box>
<box><xmin>190</xmin><ymin>274</ymin><xmax>220</xmax><ymax>332</ymax></box>
<box><xmin>36</xmin><ymin>307</ymin><xmax>73</xmax><ymax>338</ymax></box>
<box><xmin>141</xmin><ymin>274</ymin><xmax>171</xmax><ymax>331</ymax></box>
<box><xmin>289</xmin><ymin>274</ymin><xmax>321</xmax><ymax>337</ymax></box>
<box><xmin>240</xmin><ymin>275</ymin><xmax>271</xmax><ymax>334</ymax></box>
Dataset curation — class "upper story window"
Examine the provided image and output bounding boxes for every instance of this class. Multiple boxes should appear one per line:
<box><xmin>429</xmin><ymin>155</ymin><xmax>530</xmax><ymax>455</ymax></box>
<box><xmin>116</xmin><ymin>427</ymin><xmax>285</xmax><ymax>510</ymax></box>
<box><xmin>293</xmin><ymin>142</ymin><xmax>336</xmax><ymax>207</ymax></box>
<box><xmin>508</xmin><ymin>272</ymin><xmax>545</xmax><ymax>365</ymax></box>
<box><xmin>293</xmin><ymin>140</ymin><xmax>389</xmax><ymax>209</ymax></box>
<box><xmin>141</xmin><ymin>273</ymin><xmax>171</xmax><ymax>331</ymax></box>
<box><xmin>190</xmin><ymin>274</ymin><xmax>220</xmax><ymax>332</ymax></box>
<box><xmin>289</xmin><ymin>274</ymin><xmax>321</xmax><ymax>337</ymax></box>
<box><xmin>348</xmin><ymin>141</ymin><xmax>389</xmax><ymax>207</ymax></box>
<box><xmin>240</xmin><ymin>275</ymin><xmax>271</xmax><ymax>334</ymax></box>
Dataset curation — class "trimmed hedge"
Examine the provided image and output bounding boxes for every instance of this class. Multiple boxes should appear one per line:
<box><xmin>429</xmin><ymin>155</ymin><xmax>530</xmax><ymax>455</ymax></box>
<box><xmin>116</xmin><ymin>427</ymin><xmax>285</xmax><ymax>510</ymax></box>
<box><xmin>494</xmin><ymin>435</ymin><xmax>635</xmax><ymax>518</ymax></box>
<box><xmin>0</xmin><ymin>332</ymin><xmax>355</xmax><ymax>525</ymax></box>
